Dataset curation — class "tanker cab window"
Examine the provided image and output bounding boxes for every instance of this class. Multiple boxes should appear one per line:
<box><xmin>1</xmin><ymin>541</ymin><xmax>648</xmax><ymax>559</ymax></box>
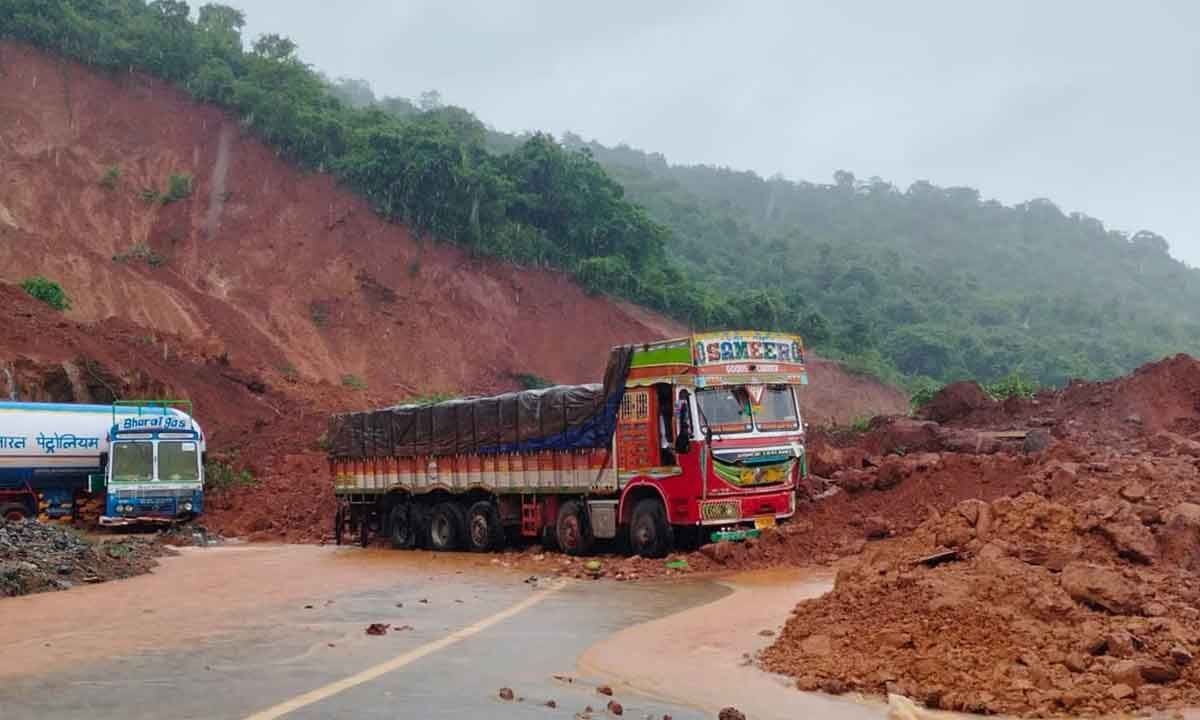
<box><xmin>159</xmin><ymin>441</ymin><xmax>201</xmax><ymax>483</ymax></box>
<box><xmin>111</xmin><ymin>442</ymin><xmax>153</xmax><ymax>483</ymax></box>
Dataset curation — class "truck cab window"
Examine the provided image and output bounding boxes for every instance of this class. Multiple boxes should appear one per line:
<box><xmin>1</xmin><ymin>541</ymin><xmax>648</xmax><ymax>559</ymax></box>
<box><xmin>111</xmin><ymin>442</ymin><xmax>153</xmax><ymax>483</ymax></box>
<box><xmin>159</xmin><ymin>441</ymin><xmax>200</xmax><ymax>483</ymax></box>
<box><xmin>696</xmin><ymin>387</ymin><xmax>753</xmax><ymax>434</ymax></box>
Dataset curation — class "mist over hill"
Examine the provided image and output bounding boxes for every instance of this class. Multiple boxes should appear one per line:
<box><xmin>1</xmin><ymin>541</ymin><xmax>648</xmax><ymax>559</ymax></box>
<box><xmin>5</xmin><ymin>0</ymin><xmax>1200</xmax><ymax>393</ymax></box>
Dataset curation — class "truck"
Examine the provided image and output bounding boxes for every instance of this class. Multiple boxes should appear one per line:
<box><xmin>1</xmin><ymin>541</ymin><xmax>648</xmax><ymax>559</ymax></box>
<box><xmin>328</xmin><ymin>331</ymin><xmax>808</xmax><ymax>556</ymax></box>
<box><xmin>0</xmin><ymin>400</ymin><xmax>206</xmax><ymax>526</ymax></box>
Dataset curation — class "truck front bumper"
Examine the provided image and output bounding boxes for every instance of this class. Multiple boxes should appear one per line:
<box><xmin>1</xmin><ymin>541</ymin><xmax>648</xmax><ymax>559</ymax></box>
<box><xmin>697</xmin><ymin>487</ymin><xmax>796</xmax><ymax>526</ymax></box>
<box><xmin>103</xmin><ymin>488</ymin><xmax>202</xmax><ymax>525</ymax></box>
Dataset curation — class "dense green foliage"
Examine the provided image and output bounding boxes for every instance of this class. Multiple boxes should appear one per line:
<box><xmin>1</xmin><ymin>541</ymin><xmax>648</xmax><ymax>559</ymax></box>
<box><xmin>20</xmin><ymin>276</ymin><xmax>70</xmax><ymax>310</ymax></box>
<box><xmin>7</xmin><ymin>0</ymin><xmax>1200</xmax><ymax>390</ymax></box>
<box><xmin>564</xmin><ymin>137</ymin><xmax>1200</xmax><ymax>387</ymax></box>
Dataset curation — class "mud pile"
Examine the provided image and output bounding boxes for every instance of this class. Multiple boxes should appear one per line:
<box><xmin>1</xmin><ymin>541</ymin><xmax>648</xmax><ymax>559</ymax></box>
<box><xmin>0</xmin><ymin>520</ymin><xmax>170</xmax><ymax>596</ymax></box>
<box><xmin>760</xmin><ymin>437</ymin><xmax>1200</xmax><ymax>717</ymax></box>
<box><xmin>920</xmin><ymin>353</ymin><xmax>1200</xmax><ymax>440</ymax></box>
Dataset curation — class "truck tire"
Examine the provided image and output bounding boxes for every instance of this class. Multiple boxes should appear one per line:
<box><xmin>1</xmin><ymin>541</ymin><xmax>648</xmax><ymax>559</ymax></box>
<box><xmin>629</xmin><ymin>498</ymin><xmax>673</xmax><ymax>558</ymax></box>
<box><xmin>428</xmin><ymin>502</ymin><xmax>466</xmax><ymax>551</ymax></box>
<box><xmin>466</xmin><ymin>500</ymin><xmax>505</xmax><ymax>553</ymax></box>
<box><xmin>555</xmin><ymin>500</ymin><xmax>593</xmax><ymax>556</ymax></box>
<box><xmin>389</xmin><ymin>501</ymin><xmax>417</xmax><ymax>549</ymax></box>
<box><xmin>0</xmin><ymin>503</ymin><xmax>29</xmax><ymax>522</ymax></box>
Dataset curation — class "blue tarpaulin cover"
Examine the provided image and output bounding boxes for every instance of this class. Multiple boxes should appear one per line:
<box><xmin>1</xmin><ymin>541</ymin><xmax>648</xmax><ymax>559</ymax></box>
<box><xmin>328</xmin><ymin>346</ymin><xmax>632</xmax><ymax>459</ymax></box>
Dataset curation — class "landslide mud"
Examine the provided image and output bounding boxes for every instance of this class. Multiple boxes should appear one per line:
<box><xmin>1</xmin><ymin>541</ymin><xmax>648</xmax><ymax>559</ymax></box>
<box><xmin>758</xmin><ymin>356</ymin><xmax>1200</xmax><ymax>718</ymax></box>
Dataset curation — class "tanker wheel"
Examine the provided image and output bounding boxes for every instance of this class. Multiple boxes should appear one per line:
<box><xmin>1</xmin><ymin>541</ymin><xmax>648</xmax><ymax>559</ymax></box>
<box><xmin>555</xmin><ymin>500</ymin><xmax>593</xmax><ymax>556</ymax></box>
<box><xmin>466</xmin><ymin>500</ymin><xmax>505</xmax><ymax>553</ymax></box>
<box><xmin>629</xmin><ymin>498</ymin><xmax>673</xmax><ymax>558</ymax></box>
<box><xmin>1</xmin><ymin>503</ymin><xmax>29</xmax><ymax>522</ymax></box>
<box><xmin>389</xmin><ymin>501</ymin><xmax>417</xmax><ymax>550</ymax></box>
<box><xmin>427</xmin><ymin>502</ymin><xmax>466</xmax><ymax>552</ymax></box>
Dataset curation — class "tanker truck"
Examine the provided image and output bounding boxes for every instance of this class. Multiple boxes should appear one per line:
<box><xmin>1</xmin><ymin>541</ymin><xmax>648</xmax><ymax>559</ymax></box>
<box><xmin>328</xmin><ymin>331</ymin><xmax>808</xmax><ymax>557</ymax></box>
<box><xmin>0</xmin><ymin>400</ymin><xmax>205</xmax><ymax>525</ymax></box>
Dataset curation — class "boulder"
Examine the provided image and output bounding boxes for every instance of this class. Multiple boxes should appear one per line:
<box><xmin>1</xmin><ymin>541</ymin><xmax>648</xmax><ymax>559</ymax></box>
<box><xmin>1118</xmin><ymin>482</ymin><xmax>1147</xmax><ymax>503</ymax></box>
<box><xmin>1059</xmin><ymin>562</ymin><xmax>1142</xmax><ymax>615</ymax></box>
<box><xmin>1170</xmin><ymin>645</ymin><xmax>1194</xmax><ymax>666</ymax></box>
<box><xmin>875</xmin><ymin>418</ymin><xmax>942</xmax><ymax>454</ymax></box>
<box><xmin>863</xmin><ymin>516</ymin><xmax>891</xmax><ymax>540</ymax></box>
<box><xmin>1023</xmin><ymin>428</ymin><xmax>1053</xmax><ymax>454</ymax></box>
<box><xmin>917</xmin><ymin>381</ymin><xmax>993</xmax><ymax>423</ymax></box>
<box><xmin>1158</xmin><ymin>503</ymin><xmax>1200</xmax><ymax>570</ymax></box>
<box><xmin>698</xmin><ymin>542</ymin><xmax>735</xmax><ymax>565</ymax></box>
<box><xmin>873</xmin><ymin>461</ymin><xmax>908</xmax><ymax>491</ymax></box>
<box><xmin>1076</xmin><ymin>498</ymin><xmax>1157</xmax><ymax>564</ymax></box>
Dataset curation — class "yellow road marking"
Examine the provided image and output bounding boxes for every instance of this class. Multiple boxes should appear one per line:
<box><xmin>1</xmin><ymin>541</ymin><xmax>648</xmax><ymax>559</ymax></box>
<box><xmin>243</xmin><ymin>581</ymin><xmax>565</xmax><ymax>720</ymax></box>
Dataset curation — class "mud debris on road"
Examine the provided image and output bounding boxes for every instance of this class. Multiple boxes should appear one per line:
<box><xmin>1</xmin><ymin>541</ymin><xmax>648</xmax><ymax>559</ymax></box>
<box><xmin>758</xmin><ymin>355</ymin><xmax>1200</xmax><ymax>718</ymax></box>
<box><xmin>0</xmin><ymin>519</ymin><xmax>170</xmax><ymax>597</ymax></box>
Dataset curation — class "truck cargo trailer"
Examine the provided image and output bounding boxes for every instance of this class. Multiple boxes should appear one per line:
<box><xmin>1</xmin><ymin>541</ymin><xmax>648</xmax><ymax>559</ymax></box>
<box><xmin>329</xmin><ymin>331</ymin><xmax>807</xmax><ymax>557</ymax></box>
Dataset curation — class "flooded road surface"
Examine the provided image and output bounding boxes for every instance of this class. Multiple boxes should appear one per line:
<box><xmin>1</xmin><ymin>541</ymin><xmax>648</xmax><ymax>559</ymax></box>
<box><xmin>0</xmin><ymin>544</ymin><xmax>726</xmax><ymax>719</ymax></box>
<box><xmin>581</xmin><ymin>566</ymin><xmax>895</xmax><ymax>719</ymax></box>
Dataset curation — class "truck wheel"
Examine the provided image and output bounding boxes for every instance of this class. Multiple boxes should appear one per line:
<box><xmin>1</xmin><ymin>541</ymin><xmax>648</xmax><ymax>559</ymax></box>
<box><xmin>556</xmin><ymin>500</ymin><xmax>593</xmax><ymax>556</ymax></box>
<box><xmin>629</xmin><ymin>498</ymin><xmax>673</xmax><ymax>558</ymax></box>
<box><xmin>389</xmin><ymin>501</ymin><xmax>417</xmax><ymax>549</ymax></box>
<box><xmin>467</xmin><ymin>501</ymin><xmax>505</xmax><ymax>553</ymax></box>
<box><xmin>0</xmin><ymin>503</ymin><xmax>29</xmax><ymax>522</ymax></box>
<box><xmin>428</xmin><ymin>502</ymin><xmax>465</xmax><ymax>551</ymax></box>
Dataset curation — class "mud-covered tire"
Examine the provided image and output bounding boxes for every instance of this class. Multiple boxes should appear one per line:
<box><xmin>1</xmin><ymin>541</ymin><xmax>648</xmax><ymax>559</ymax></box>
<box><xmin>556</xmin><ymin>500</ymin><xmax>593</xmax><ymax>556</ymax></box>
<box><xmin>428</xmin><ymin>502</ymin><xmax>466</xmax><ymax>551</ymax></box>
<box><xmin>629</xmin><ymin>498</ymin><xmax>672</xmax><ymax>558</ymax></box>
<box><xmin>466</xmin><ymin>500</ymin><xmax>505</xmax><ymax>553</ymax></box>
<box><xmin>389</xmin><ymin>500</ymin><xmax>417</xmax><ymax>549</ymax></box>
<box><xmin>0</xmin><ymin>503</ymin><xmax>29</xmax><ymax>522</ymax></box>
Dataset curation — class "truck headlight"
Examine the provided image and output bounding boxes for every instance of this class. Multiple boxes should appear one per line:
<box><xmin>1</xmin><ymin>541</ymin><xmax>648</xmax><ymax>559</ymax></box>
<box><xmin>183</xmin><ymin>502</ymin><xmax>193</xmax><ymax>511</ymax></box>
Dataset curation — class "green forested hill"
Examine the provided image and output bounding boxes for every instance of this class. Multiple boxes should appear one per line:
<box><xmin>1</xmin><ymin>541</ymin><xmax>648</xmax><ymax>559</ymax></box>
<box><xmin>565</xmin><ymin>137</ymin><xmax>1200</xmax><ymax>388</ymax></box>
<box><xmin>5</xmin><ymin>0</ymin><xmax>1200</xmax><ymax>393</ymax></box>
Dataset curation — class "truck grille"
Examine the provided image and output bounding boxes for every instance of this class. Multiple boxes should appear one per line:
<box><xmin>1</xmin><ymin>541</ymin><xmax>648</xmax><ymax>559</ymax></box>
<box><xmin>700</xmin><ymin>501</ymin><xmax>739</xmax><ymax>521</ymax></box>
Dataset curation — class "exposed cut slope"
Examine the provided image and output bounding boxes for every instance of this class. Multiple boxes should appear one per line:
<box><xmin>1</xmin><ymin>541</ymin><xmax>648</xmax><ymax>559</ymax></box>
<box><xmin>0</xmin><ymin>40</ymin><xmax>679</xmax><ymax>394</ymax></box>
<box><xmin>0</xmin><ymin>40</ymin><xmax>904</xmax><ymax>425</ymax></box>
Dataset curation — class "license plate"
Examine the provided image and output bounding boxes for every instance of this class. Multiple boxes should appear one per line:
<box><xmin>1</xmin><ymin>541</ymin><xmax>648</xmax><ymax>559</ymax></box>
<box><xmin>754</xmin><ymin>516</ymin><xmax>776</xmax><ymax>530</ymax></box>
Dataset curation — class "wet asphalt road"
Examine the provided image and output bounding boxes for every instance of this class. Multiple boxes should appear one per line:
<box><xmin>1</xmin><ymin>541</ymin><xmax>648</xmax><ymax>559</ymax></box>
<box><xmin>0</xmin><ymin>547</ymin><xmax>727</xmax><ymax>720</ymax></box>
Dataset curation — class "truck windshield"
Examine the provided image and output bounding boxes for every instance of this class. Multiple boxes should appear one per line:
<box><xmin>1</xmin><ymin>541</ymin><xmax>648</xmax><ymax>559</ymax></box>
<box><xmin>158</xmin><ymin>441</ymin><xmax>200</xmax><ymax>483</ymax></box>
<box><xmin>111</xmin><ymin>442</ymin><xmax>153</xmax><ymax>483</ymax></box>
<box><xmin>696</xmin><ymin>388</ymin><xmax>753</xmax><ymax>434</ymax></box>
<box><xmin>755</xmin><ymin>386</ymin><xmax>800</xmax><ymax>431</ymax></box>
<box><xmin>697</xmin><ymin>385</ymin><xmax>799</xmax><ymax>435</ymax></box>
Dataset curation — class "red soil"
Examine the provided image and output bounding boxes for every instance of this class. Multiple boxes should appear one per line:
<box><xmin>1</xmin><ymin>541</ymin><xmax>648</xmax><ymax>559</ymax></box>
<box><xmin>0</xmin><ymin>40</ymin><xmax>907</xmax><ymax>543</ymax></box>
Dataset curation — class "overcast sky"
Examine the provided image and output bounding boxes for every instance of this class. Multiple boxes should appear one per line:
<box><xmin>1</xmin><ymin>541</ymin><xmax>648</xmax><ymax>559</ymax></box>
<box><xmin>229</xmin><ymin>1</ymin><xmax>1200</xmax><ymax>266</ymax></box>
